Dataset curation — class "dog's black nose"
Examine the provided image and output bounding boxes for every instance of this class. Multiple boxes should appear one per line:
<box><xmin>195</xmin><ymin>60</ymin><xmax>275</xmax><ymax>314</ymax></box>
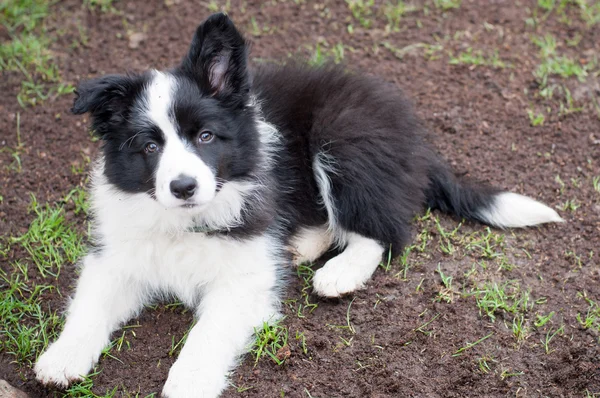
<box><xmin>170</xmin><ymin>176</ymin><xmax>197</xmax><ymax>200</ymax></box>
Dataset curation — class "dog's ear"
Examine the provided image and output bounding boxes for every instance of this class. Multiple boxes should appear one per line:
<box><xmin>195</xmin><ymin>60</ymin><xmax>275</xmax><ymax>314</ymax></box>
<box><xmin>181</xmin><ymin>13</ymin><xmax>250</xmax><ymax>107</ymax></box>
<box><xmin>71</xmin><ymin>75</ymin><xmax>136</xmax><ymax>115</ymax></box>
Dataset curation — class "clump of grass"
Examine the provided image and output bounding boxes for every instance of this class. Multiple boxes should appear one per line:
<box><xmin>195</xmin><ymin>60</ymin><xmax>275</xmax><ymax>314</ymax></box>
<box><xmin>346</xmin><ymin>0</ymin><xmax>374</xmax><ymax>28</ymax></box>
<box><xmin>251</xmin><ymin>319</ymin><xmax>289</xmax><ymax>365</ymax></box>
<box><xmin>0</xmin><ymin>0</ymin><xmax>74</xmax><ymax>106</ymax></box>
<box><xmin>453</xmin><ymin>332</ymin><xmax>493</xmax><ymax>356</ymax></box>
<box><xmin>10</xmin><ymin>195</ymin><xmax>86</xmax><ymax>278</ymax></box>
<box><xmin>433</xmin><ymin>0</ymin><xmax>461</xmax><ymax>11</ymax></box>
<box><xmin>383</xmin><ymin>1</ymin><xmax>416</xmax><ymax>32</ymax></box>
<box><xmin>449</xmin><ymin>48</ymin><xmax>507</xmax><ymax>69</ymax></box>
<box><xmin>527</xmin><ymin>109</ymin><xmax>546</xmax><ymax>126</ymax></box>
<box><xmin>83</xmin><ymin>0</ymin><xmax>117</xmax><ymax>13</ymax></box>
<box><xmin>308</xmin><ymin>41</ymin><xmax>345</xmax><ymax>67</ymax></box>
<box><xmin>0</xmin><ymin>267</ymin><xmax>62</xmax><ymax>366</ymax></box>
<box><xmin>532</xmin><ymin>34</ymin><xmax>588</xmax><ymax>90</ymax></box>
<box><xmin>576</xmin><ymin>292</ymin><xmax>600</xmax><ymax>337</ymax></box>
<box><xmin>473</xmin><ymin>281</ymin><xmax>532</xmax><ymax>322</ymax></box>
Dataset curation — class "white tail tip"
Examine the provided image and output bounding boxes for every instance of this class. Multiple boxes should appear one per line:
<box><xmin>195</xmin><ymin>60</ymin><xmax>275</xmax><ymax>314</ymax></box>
<box><xmin>478</xmin><ymin>192</ymin><xmax>564</xmax><ymax>228</ymax></box>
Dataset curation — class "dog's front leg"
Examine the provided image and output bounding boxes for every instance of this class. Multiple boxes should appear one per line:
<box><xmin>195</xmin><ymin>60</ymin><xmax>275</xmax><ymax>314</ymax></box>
<box><xmin>162</xmin><ymin>268</ymin><xmax>279</xmax><ymax>398</ymax></box>
<box><xmin>35</xmin><ymin>251</ymin><xmax>145</xmax><ymax>387</ymax></box>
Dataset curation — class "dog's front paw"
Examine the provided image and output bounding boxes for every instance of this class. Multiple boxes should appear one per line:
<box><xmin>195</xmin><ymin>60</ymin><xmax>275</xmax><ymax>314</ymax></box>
<box><xmin>34</xmin><ymin>340</ymin><xmax>95</xmax><ymax>388</ymax></box>
<box><xmin>162</xmin><ymin>359</ymin><xmax>226</xmax><ymax>398</ymax></box>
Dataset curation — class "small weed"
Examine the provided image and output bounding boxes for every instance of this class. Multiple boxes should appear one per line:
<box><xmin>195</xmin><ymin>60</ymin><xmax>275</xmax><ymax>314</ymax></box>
<box><xmin>251</xmin><ymin>319</ymin><xmax>289</xmax><ymax>365</ymax></box>
<box><xmin>534</xmin><ymin>311</ymin><xmax>555</xmax><ymax>328</ymax></box>
<box><xmin>383</xmin><ymin>1</ymin><xmax>416</xmax><ymax>32</ymax></box>
<box><xmin>83</xmin><ymin>0</ymin><xmax>117</xmax><ymax>13</ymax></box>
<box><xmin>346</xmin><ymin>0</ymin><xmax>374</xmax><ymax>28</ymax></box>
<box><xmin>466</xmin><ymin>228</ymin><xmax>505</xmax><ymax>260</ymax></box>
<box><xmin>527</xmin><ymin>109</ymin><xmax>546</xmax><ymax>126</ymax></box>
<box><xmin>473</xmin><ymin>281</ymin><xmax>532</xmax><ymax>322</ymax></box>
<box><xmin>512</xmin><ymin>314</ymin><xmax>529</xmax><ymax>343</ymax></box>
<box><xmin>229</xmin><ymin>383</ymin><xmax>253</xmax><ymax>393</ymax></box>
<box><xmin>453</xmin><ymin>332</ymin><xmax>494</xmax><ymax>356</ymax></box>
<box><xmin>308</xmin><ymin>42</ymin><xmax>345</xmax><ymax>67</ymax></box>
<box><xmin>64</xmin><ymin>369</ymin><xmax>118</xmax><ymax>397</ymax></box>
<box><xmin>500</xmin><ymin>368</ymin><xmax>524</xmax><ymax>380</ymax></box>
<box><xmin>541</xmin><ymin>324</ymin><xmax>564</xmax><ymax>354</ymax></box>
<box><xmin>414</xmin><ymin>313</ymin><xmax>440</xmax><ymax>336</ymax></box>
<box><xmin>576</xmin><ymin>292</ymin><xmax>600</xmax><ymax>335</ymax></box>
<box><xmin>592</xmin><ymin>176</ymin><xmax>600</xmax><ymax>193</ymax></box>
<box><xmin>558</xmin><ymin>199</ymin><xmax>580</xmax><ymax>212</ymax></box>
<box><xmin>477</xmin><ymin>355</ymin><xmax>496</xmax><ymax>373</ymax></box>
<box><xmin>295</xmin><ymin>331</ymin><xmax>308</xmax><ymax>355</ymax></box>
<box><xmin>10</xmin><ymin>195</ymin><xmax>86</xmax><ymax>278</ymax></box>
<box><xmin>435</xmin><ymin>263</ymin><xmax>455</xmax><ymax>303</ymax></box>
<box><xmin>288</xmin><ymin>264</ymin><xmax>318</xmax><ymax>317</ymax></box>
<box><xmin>449</xmin><ymin>48</ymin><xmax>507</xmax><ymax>69</ymax></box>
<box><xmin>0</xmin><ymin>112</ymin><xmax>25</xmax><ymax>172</ymax></box>
<box><xmin>380</xmin><ymin>245</ymin><xmax>393</xmax><ymax>272</ymax></box>
<box><xmin>433</xmin><ymin>0</ymin><xmax>461</xmax><ymax>11</ymax></box>
<box><xmin>169</xmin><ymin>322</ymin><xmax>194</xmax><ymax>357</ymax></box>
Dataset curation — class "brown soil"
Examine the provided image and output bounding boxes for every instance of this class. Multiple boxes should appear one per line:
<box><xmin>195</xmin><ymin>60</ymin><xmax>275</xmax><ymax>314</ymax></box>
<box><xmin>1</xmin><ymin>0</ymin><xmax>599</xmax><ymax>397</ymax></box>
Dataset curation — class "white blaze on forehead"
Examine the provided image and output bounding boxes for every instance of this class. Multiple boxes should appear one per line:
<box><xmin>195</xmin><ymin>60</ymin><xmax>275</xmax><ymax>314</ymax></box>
<box><xmin>145</xmin><ymin>71</ymin><xmax>217</xmax><ymax>208</ymax></box>
<box><xmin>145</xmin><ymin>71</ymin><xmax>179</xmax><ymax>138</ymax></box>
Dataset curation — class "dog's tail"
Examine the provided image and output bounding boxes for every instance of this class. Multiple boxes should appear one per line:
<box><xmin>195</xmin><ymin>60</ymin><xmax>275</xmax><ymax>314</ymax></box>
<box><xmin>424</xmin><ymin>160</ymin><xmax>563</xmax><ymax>228</ymax></box>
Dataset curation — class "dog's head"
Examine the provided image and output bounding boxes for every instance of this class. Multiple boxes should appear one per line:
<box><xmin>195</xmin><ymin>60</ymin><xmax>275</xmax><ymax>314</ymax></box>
<box><xmin>73</xmin><ymin>14</ymin><xmax>261</xmax><ymax>212</ymax></box>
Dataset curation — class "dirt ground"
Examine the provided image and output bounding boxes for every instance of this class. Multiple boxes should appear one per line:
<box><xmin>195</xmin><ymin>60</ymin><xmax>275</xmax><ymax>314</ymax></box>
<box><xmin>1</xmin><ymin>0</ymin><xmax>599</xmax><ymax>397</ymax></box>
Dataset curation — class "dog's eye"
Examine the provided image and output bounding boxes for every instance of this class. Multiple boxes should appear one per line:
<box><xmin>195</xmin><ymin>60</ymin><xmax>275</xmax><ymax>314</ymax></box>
<box><xmin>199</xmin><ymin>130</ymin><xmax>214</xmax><ymax>143</ymax></box>
<box><xmin>145</xmin><ymin>142</ymin><xmax>159</xmax><ymax>153</ymax></box>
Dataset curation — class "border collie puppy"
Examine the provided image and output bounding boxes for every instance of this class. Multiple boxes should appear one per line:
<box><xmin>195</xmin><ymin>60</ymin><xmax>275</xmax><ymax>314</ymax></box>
<box><xmin>34</xmin><ymin>13</ymin><xmax>562</xmax><ymax>397</ymax></box>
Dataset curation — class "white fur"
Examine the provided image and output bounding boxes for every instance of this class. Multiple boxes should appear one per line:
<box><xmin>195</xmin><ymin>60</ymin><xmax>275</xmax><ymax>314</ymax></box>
<box><xmin>34</xmin><ymin>167</ymin><xmax>280</xmax><ymax>396</ymax></box>
<box><xmin>146</xmin><ymin>71</ymin><xmax>218</xmax><ymax>209</ymax></box>
<box><xmin>34</xmin><ymin>82</ymin><xmax>283</xmax><ymax>397</ymax></box>
<box><xmin>313</xmin><ymin>232</ymin><xmax>384</xmax><ymax>297</ymax></box>
<box><xmin>313</xmin><ymin>152</ymin><xmax>347</xmax><ymax>246</ymax></box>
<box><xmin>477</xmin><ymin>192</ymin><xmax>564</xmax><ymax>228</ymax></box>
<box><xmin>289</xmin><ymin>225</ymin><xmax>333</xmax><ymax>265</ymax></box>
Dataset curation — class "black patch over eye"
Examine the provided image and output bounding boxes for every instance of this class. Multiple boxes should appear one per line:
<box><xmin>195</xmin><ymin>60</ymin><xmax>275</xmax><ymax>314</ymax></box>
<box><xmin>145</xmin><ymin>142</ymin><xmax>159</xmax><ymax>153</ymax></box>
<box><xmin>198</xmin><ymin>130</ymin><xmax>214</xmax><ymax>143</ymax></box>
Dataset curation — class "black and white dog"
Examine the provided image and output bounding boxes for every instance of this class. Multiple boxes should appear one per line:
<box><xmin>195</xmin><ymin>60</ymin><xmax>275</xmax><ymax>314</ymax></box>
<box><xmin>35</xmin><ymin>13</ymin><xmax>562</xmax><ymax>397</ymax></box>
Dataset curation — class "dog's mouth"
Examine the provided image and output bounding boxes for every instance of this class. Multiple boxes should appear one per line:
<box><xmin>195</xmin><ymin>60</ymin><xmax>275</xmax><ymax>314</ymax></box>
<box><xmin>181</xmin><ymin>203</ymin><xmax>198</xmax><ymax>209</ymax></box>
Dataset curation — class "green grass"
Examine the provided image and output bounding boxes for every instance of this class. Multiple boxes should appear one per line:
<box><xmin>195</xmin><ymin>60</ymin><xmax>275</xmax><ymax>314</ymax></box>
<box><xmin>0</xmin><ymin>267</ymin><xmax>62</xmax><ymax>366</ymax></box>
<box><xmin>0</xmin><ymin>112</ymin><xmax>25</xmax><ymax>172</ymax></box>
<box><xmin>83</xmin><ymin>0</ymin><xmax>117</xmax><ymax>13</ymax></box>
<box><xmin>283</xmin><ymin>263</ymin><xmax>318</xmax><ymax>318</ymax></box>
<box><xmin>557</xmin><ymin>198</ymin><xmax>580</xmax><ymax>212</ymax></box>
<box><xmin>251</xmin><ymin>319</ymin><xmax>289</xmax><ymax>366</ymax></box>
<box><xmin>532</xmin><ymin>34</ymin><xmax>588</xmax><ymax>90</ymax></box>
<box><xmin>527</xmin><ymin>109</ymin><xmax>546</xmax><ymax>126</ymax></box>
<box><xmin>592</xmin><ymin>176</ymin><xmax>600</xmax><ymax>193</ymax></box>
<box><xmin>473</xmin><ymin>281</ymin><xmax>532</xmax><ymax>322</ymax></box>
<box><xmin>308</xmin><ymin>41</ymin><xmax>345</xmax><ymax>67</ymax></box>
<box><xmin>433</xmin><ymin>0</ymin><xmax>461</xmax><ymax>11</ymax></box>
<box><xmin>453</xmin><ymin>332</ymin><xmax>493</xmax><ymax>356</ymax></box>
<box><xmin>0</xmin><ymin>0</ymin><xmax>74</xmax><ymax>106</ymax></box>
<box><xmin>346</xmin><ymin>0</ymin><xmax>374</xmax><ymax>28</ymax></box>
<box><xmin>0</xmin><ymin>192</ymin><xmax>89</xmax><ymax>369</ymax></box>
<box><xmin>383</xmin><ymin>1</ymin><xmax>416</xmax><ymax>32</ymax></box>
<box><xmin>435</xmin><ymin>263</ymin><xmax>455</xmax><ymax>303</ymax></box>
<box><xmin>540</xmin><ymin>324</ymin><xmax>564</xmax><ymax>354</ymax></box>
<box><xmin>449</xmin><ymin>48</ymin><xmax>507</xmax><ymax>69</ymax></box>
<box><xmin>576</xmin><ymin>292</ymin><xmax>600</xmax><ymax>338</ymax></box>
<box><xmin>10</xmin><ymin>195</ymin><xmax>86</xmax><ymax>278</ymax></box>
